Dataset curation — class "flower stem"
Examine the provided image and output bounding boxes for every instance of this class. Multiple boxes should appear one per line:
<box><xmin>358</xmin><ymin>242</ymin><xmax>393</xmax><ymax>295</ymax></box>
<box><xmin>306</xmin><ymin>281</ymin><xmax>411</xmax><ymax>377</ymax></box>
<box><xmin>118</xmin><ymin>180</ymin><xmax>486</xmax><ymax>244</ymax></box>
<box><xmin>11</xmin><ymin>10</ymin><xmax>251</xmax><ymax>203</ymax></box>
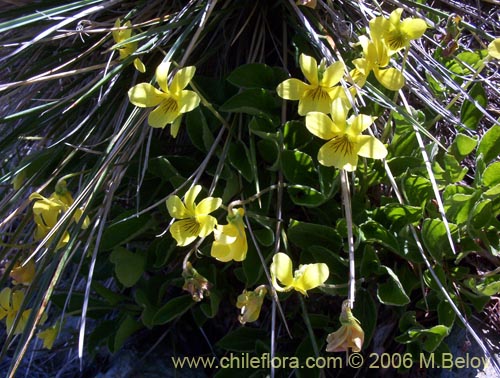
<box><xmin>341</xmin><ymin>170</ymin><xmax>355</xmax><ymax>309</ymax></box>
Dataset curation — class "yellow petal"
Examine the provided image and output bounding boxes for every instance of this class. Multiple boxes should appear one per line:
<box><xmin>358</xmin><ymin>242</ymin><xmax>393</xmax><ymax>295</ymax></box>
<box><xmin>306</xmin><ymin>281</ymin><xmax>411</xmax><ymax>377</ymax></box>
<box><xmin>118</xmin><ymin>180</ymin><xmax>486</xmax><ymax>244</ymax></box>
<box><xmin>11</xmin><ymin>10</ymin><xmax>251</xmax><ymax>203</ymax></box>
<box><xmin>170</xmin><ymin>116</ymin><xmax>182</xmax><ymax>138</ymax></box>
<box><xmin>171</xmin><ymin>66</ymin><xmax>196</xmax><ymax>93</ymax></box>
<box><xmin>0</xmin><ymin>287</ymin><xmax>11</xmax><ymax>314</ymax></box>
<box><xmin>488</xmin><ymin>38</ymin><xmax>500</xmax><ymax>59</ymax></box>
<box><xmin>298</xmin><ymin>87</ymin><xmax>332</xmax><ymax>115</ymax></box>
<box><xmin>148</xmin><ymin>99</ymin><xmax>180</xmax><ymax>128</ymax></box>
<box><xmin>357</xmin><ymin>135</ymin><xmax>388</xmax><ymax>159</ymax></box>
<box><xmin>196</xmin><ymin>215</ymin><xmax>217</xmax><ymax>238</ymax></box>
<box><xmin>300</xmin><ymin>54</ymin><xmax>319</xmax><ymax>85</ymax></box>
<box><xmin>318</xmin><ymin>138</ymin><xmax>359</xmax><ymax>171</ymax></box>
<box><xmin>112</xmin><ymin>18</ymin><xmax>121</xmax><ymax>42</ymax></box>
<box><xmin>170</xmin><ymin>219</ymin><xmax>199</xmax><ymax>246</ymax></box>
<box><xmin>369</xmin><ymin>15</ymin><xmax>388</xmax><ymax>42</ymax></box>
<box><xmin>271</xmin><ymin>253</ymin><xmax>294</xmax><ymax>288</ymax></box>
<box><xmin>349</xmin><ymin>114</ymin><xmax>376</xmax><ymax>135</ymax></box>
<box><xmin>400</xmin><ymin>18</ymin><xmax>427</xmax><ymax>40</ymax></box>
<box><xmin>294</xmin><ymin>263</ymin><xmax>329</xmax><ymax>293</ymax></box>
<box><xmin>374</xmin><ymin>67</ymin><xmax>405</xmax><ymax>91</ymax></box>
<box><xmin>177</xmin><ymin>90</ymin><xmax>200</xmax><ymax>114</ymax></box>
<box><xmin>134</xmin><ymin>58</ymin><xmax>146</xmax><ymax>73</ymax></box>
<box><xmin>388</xmin><ymin>8</ymin><xmax>404</xmax><ymax>26</ymax></box>
<box><xmin>276</xmin><ymin>78</ymin><xmax>309</xmax><ymax>100</ymax></box>
<box><xmin>184</xmin><ymin>185</ymin><xmax>202</xmax><ymax>213</ymax></box>
<box><xmin>196</xmin><ymin>197</ymin><xmax>222</xmax><ymax>215</ymax></box>
<box><xmin>128</xmin><ymin>83</ymin><xmax>164</xmax><ymax>107</ymax></box>
<box><xmin>320</xmin><ymin>61</ymin><xmax>345</xmax><ymax>87</ymax></box>
<box><xmin>11</xmin><ymin>290</ymin><xmax>25</xmax><ymax>312</ymax></box>
<box><xmin>166</xmin><ymin>195</ymin><xmax>190</xmax><ymax>219</ymax></box>
<box><xmin>305</xmin><ymin>112</ymin><xmax>338</xmax><ymax>140</ymax></box>
<box><xmin>329</xmin><ymin>98</ymin><xmax>350</xmax><ymax>128</ymax></box>
<box><xmin>156</xmin><ymin>62</ymin><xmax>171</xmax><ymax>93</ymax></box>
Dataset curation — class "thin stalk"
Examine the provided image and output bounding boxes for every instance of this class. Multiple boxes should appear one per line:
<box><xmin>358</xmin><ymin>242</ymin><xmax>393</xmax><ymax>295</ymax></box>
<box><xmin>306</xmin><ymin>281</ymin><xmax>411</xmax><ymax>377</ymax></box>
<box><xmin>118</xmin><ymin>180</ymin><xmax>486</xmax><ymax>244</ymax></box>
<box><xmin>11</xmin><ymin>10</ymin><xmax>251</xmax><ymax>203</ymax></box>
<box><xmin>341</xmin><ymin>170</ymin><xmax>356</xmax><ymax>309</ymax></box>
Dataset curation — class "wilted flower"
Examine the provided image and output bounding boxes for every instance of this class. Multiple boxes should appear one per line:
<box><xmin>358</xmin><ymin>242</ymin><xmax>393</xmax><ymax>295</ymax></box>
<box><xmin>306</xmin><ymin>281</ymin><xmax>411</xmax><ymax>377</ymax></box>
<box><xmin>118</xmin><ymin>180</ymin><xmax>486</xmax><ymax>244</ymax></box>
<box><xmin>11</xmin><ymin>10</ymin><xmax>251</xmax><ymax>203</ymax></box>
<box><xmin>277</xmin><ymin>53</ymin><xmax>346</xmax><ymax>115</ymax></box>
<box><xmin>236</xmin><ymin>285</ymin><xmax>267</xmax><ymax>324</ymax></box>
<box><xmin>0</xmin><ymin>287</ymin><xmax>32</xmax><ymax>335</ymax></box>
<box><xmin>211</xmin><ymin>208</ymin><xmax>248</xmax><ymax>262</ymax></box>
<box><xmin>166</xmin><ymin>185</ymin><xmax>222</xmax><ymax>246</ymax></box>
<box><xmin>305</xmin><ymin>98</ymin><xmax>387</xmax><ymax>171</ymax></box>
<box><xmin>128</xmin><ymin>62</ymin><xmax>200</xmax><ymax>135</ymax></box>
<box><xmin>10</xmin><ymin>259</ymin><xmax>35</xmax><ymax>286</ymax></box>
<box><xmin>326</xmin><ymin>301</ymin><xmax>365</xmax><ymax>352</ymax></box>
<box><xmin>270</xmin><ymin>252</ymin><xmax>329</xmax><ymax>295</ymax></box>
<box><xmin>112</xmin><ymin>18</ymin><xmax>146</xmax><ymax>73</ymax></box>
<box><xmin>182</xmin><ymin>262</ymin><xmax>211</xmax><ymax>302</ymax></box>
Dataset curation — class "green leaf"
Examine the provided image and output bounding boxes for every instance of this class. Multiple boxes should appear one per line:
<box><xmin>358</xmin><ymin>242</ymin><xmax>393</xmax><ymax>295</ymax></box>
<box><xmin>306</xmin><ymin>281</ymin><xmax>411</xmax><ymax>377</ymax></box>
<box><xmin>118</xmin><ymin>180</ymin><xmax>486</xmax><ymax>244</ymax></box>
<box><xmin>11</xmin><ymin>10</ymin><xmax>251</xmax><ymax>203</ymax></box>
<box><xmin>100</xmin><ymin>212</ymin><xmax>155</xmax><ymax>251</ymax></box>
<box><xmin>201</xmin><ymin>290</ymin><xmax>221</xmax><ymax>318</ymax></box>
<box><xmin>228</xmin><ymin>141</ymin><xmax>253</xmax><ymax>182</ymax></box>
<box><xmin>153</xmin><ymin>295</ymin><xmax>195</xmax><ymax>325</ymax></box>
<box><xmin>220</xmin><ymin>88</ymin><xmax>280</xmax><ymax>122</ymax></box>
<box><xmin>443</xmin><ymin>186</ymin><xmax>479</xmax><ymax>225</ymax></box>
<box><xmin>353</xmin><ymin>289</ymin><xmax>377</xmax><ymax>348</ymax></box>
<box><xmin>283</xmin><ymin>120</ymin><xmax>313</xmax><ymax>150</ymax></box>
<box><xmin>186</xmin><ymin>107</ymin><xmax>213</xmax><ymax>152</ymax></box>
<box><xmin>287</xmin><ymin>185</ymin><xmax>325</xmax><ymax>207</ymax></box>
<box><xmin>217</xmin><ymin>327</ymin><xmax>268</xmax><ymax>352</ymax></box>
<box><xmin>408</xmin><ymin>325</ymin><xmax>450</xmax><ymax>352</ymax></box>
<box><xmin>421</xmin><ymin>218</ymin><xmax>458</xmax><ymax>260</ymax></box>
<box><xmin>437</xmin><ymin>300</ymin><xmax>456</xmax><ymax>328</ymax></box>
<box><xmin>402</xmin><ymin>174</ymin><xmax>433</xmax><ymax>207</ymax></box>
<box><xmin>113</xmin><ymin>315</ymin><xmax>142</xmax><ymax>353</ymax></box>
<box><xmin>110</xmin><ymin>247</ymin><xmax>146</xmax><ymax>288</ymax></box>
<box><xmin>382</xmin><ymin>203</ymin><xmax>422</xmax><ymax>230</ymax></box>
<box><xmin>377</xmin><ymin>266</ymin><xmax>411</xmax><ymax>306</ymax></box>
<box><xmin>483</xmin><ymin>162</ymin><xmax>500</xmax><ymax>187</ymax></box>
<box><xmin>468</xmin><ymin>199</ymin><xmax>492</xmax><ymax>230</ymax></box>
<box><xmin>360</xmin><ymin>245</ymin><xmax>381</xmax><ymax>277</ymax></box>
<box><xmin>288</xmin><ymin>220</ymin><xmax>342</xmax><ymax>250</ymax></box>
<box><xmin>450</xmin><ymin>133</ymin><xmax>477</xmax><ymax>161</ymax></box>
<box><xmin>281</xmin><ymin>150</ymin><xmax>317</xmax><ymax>187</ymax></box>
<box><xmin>478</xmin><ymin>125</ymin><xmax>500</xmax><ymax>165</ymax></box>
<box><xmin>460</xmin><ymin>83</ymin><xmax>487</xmax><ymax>130</ymax></box>
<box><xmin>227</xmin><ymin>63</ymin><xmax>287</xmax><ymax>90</ymax></box>
<box><xmin>360</xmin><ymin>220</ymin><xmax>400</xmax><ymax>254</ymax></box>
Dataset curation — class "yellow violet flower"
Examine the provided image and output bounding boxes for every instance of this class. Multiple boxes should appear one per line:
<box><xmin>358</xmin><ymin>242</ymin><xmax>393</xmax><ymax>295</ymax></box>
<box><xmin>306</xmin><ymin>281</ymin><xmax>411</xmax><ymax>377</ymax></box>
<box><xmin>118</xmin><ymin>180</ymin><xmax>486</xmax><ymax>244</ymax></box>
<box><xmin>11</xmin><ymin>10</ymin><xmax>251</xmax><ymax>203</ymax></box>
<box><xmin>488</xmin><ymin>38</ymin><xmax>500</xmax><ymax>59</ymax></box>
<box><xmin>10</xmin><ymin>259</ymin><xmax>36</xmax><ymax>286</ymax></box>
<box><xmin>305</xmin><ymin>99</ymin><xmax>388</xmax><ymax>171</ymax></box>
<box><xmin>270</xmin><ymin>252</ymin><xmax>329</xmax><ymax>295</ymax></box>
<box><xmin>326</xmin><ymin>301</ymin><xmax>365</xmax><ymax>352</ymax></box>
<box><xmin>112</xmin><ymin>18</ymin><xmax>146</xmax><ymax>73</ymax></box>
<box><xmin>236</xmin><ymin>285</ymin><xmax>267</xmax><ymax>324</ymax></box>
<box><xmin>37</xmin><ymin>320</ymin><xmax>61</xmax><ymax>350</ymax></box>
<box><xmin>351</xmin><ymin>35</ymin><xmax>405</xmax><ymax>91</ymax></box>
<box><xmin>0</xmin><ymin>287</ymin><xmax>32</xmax><ymax>335</ymax></box>
<box><xmin>166</xmin><ymin>185</ymin><xmax>222</xmax><ymax>246</ymax></box>
<box><xmin>211</xmin><ymin>208</ymin><xmax>248</xmax><ymax>262</ymax></box>
<box><xmin>277</xmin><ymin>53</ymin><xmax>346</xmax><ymax>115</ymax></box>
<box><xmin>370</xmin><ymin>8</ymin><xmax>427</xmax><ymax>55</ymax></box>
<box><xmin>128</xmin><ymin>62</ymin><xmax>201</xmax><ymax>134</ymax></box>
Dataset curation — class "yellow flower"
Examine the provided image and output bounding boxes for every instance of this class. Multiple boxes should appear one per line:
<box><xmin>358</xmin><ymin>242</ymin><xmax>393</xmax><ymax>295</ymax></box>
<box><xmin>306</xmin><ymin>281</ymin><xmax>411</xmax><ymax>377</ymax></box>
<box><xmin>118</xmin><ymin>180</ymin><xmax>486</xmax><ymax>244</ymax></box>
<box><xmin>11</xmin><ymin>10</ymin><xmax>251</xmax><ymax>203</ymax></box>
<box><xmin>37</xmin><ymin>321</ymin><xmax>60</xmax><ymax>350</ymax></box>
<box><xmin>277</xmin><ymin>54</ymin><xmax>346</xmax><ymax>115</ymax></box>
<box><xmin>166</xmin><ymin>185</ymin><xmax>222</xmax><ymax>246</ymax></box>
<box><xmin>305</xmin><ymin>99</ymin><xmax>388</xmax><ymax>171</ymax></box>
<box><xmin>128</xmin><ymin>62</ymin><xmax>201</xmax><ymax>134</ymax></box>
<box><xmin>112</xmin><ymin>18</ymin><xmax>145</xmax><ymax>73</ymax></box>
<box><xmin>10</xmin><ymin>259</ymin><xmax>36</xmax><ymax>286</ymax></box>
<box><xmin>182</xmin><ymin>262</ymin><xmax>211</xmax><ymax>302</ymax></box>
<box><xmin>236</xmin><ymin>285</ymin><xmax>267</xmax><ymax>324</ymax></box>
<box><xmin>211</xmin><ymin>208</ymin><xmax>248</xmax><ymax>262</ymax></box>
<box><xmin>29</xmin><ymin>181</ymin><xmax>90</xmax><ymax>249</ymax></box>
<box><xmin>326</xmin><ymin>301</ymin><xmax>365</xmax><ymax>352</ymax></box>
<box><xmin>371</xmin><ymin>8</ymin><xmax>427</xmax><ymax>54</ymax></box>
<box><xmin>351</xmin><ymin>36</ymin><xmax>405</xmax><ymax>91</ymax></box>
<box><xmin>488</xmin><ymin>38</ymin><xmax>500</xmax><ymax>59</ymax></box>
<box><xmin>0</xmin><ymin>287</ymin><xmax>32</xmax><ymax>335</ymax></box>
<box><xmin>270</xmin><ymin>252</ymin><xmax>329</xmax><ymax>295</ymax></box>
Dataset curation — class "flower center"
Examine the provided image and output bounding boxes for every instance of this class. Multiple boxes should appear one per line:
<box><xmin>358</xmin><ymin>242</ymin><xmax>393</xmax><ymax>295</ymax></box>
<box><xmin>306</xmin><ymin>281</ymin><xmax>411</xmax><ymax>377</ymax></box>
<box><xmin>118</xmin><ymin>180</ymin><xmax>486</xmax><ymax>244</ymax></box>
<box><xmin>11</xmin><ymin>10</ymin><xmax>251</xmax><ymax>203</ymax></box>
<box><xmin>309</xmin><ymin>87</ymin><xmax>330</xmax><ymax>101</ymax></box>
<box><xmin>160</xmin><ymin>97</ymin><xmax>179</xmax><ymax>113</ymax></box>
<box><xmin>330</xmin><ymin>134</ymin><xmax>354</xmax><ymax>157</ymax></box>
<box><xmin>181</xmin><ymin>218</ymin><xmax>200</xmax><ymax>236</ymax></box>
<box><xmin>385</xmin><ymin>30</ymin><xmax>407</xmax><ymax>51</ymax></box>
